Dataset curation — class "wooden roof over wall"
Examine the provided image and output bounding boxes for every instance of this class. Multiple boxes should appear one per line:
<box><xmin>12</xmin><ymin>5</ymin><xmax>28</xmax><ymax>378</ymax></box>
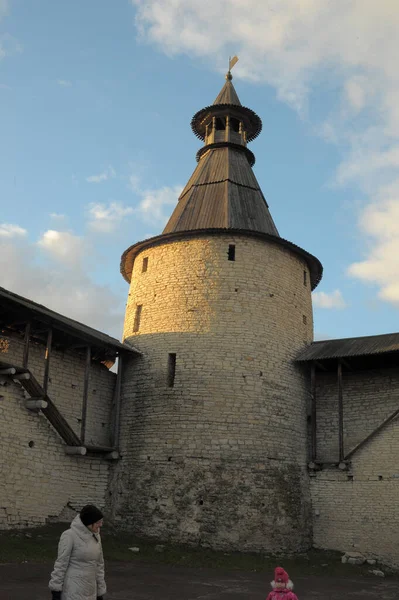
<box><xmin>296</xmin><ymin>332</ymin><xmax>399</xmax><ymax>362</ymax></box>
<box><xmin>0</xmin><ymin>286</ymin><xmax>139</xmax><ymax>361</ymax></box>
<box><xmin>295</xmin><ymin>332</ymin><xmax>399</xmax><ymax>372</ymax></box>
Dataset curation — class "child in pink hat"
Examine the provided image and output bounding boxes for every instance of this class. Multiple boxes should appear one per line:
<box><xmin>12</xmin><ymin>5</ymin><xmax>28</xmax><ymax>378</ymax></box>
<box><xmin>266</xmin><ymin>567</ymin><xmax>299</xmax><ymax>600</ymax></box>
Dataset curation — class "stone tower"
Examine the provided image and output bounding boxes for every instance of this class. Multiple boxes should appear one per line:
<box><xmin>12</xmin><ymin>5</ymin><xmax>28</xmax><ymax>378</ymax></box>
<box><xmin>114</xmin><ymin>70</ymin><xmax>323</xmax><ymax>552</ymax></box>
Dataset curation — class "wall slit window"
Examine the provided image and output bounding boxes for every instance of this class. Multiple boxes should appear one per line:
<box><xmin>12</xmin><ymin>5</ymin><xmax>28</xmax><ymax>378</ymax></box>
<box><xmin>142</xmin><ymin>257</ymin><xmax>149</xmax><ymax>273</ymax></box>
<box><xmin>303</xmin><ymin>270</ymin><xmax>307</xmax><ymax>286</ymax></box>
<box><xmin>167</xmin><ymin>353</ymin><xmax>176</xmax><ymax>388</ymax></box>
<box><xmin>133</xmin><ymin>304</ymin><xmax>143</xmax><ymax>333</ymax></box>
<box><xmin>228</xmin><ymin>244</ymin><xmax>236</xmax><ymax>261</ymax></box>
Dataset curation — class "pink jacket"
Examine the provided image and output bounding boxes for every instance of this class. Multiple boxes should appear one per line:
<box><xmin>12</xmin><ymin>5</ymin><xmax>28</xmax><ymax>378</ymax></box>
<box><xmin>266</xmin><ymin>591</ymin><xmax>298</xmax><ymax>600</ymax></box>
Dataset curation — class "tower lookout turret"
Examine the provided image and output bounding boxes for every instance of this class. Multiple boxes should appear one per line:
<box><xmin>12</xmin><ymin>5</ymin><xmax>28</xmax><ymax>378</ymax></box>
<box><xmin>115</xmin><ymin>69</ymin><xmax>322</xmax><ymax>553</ymax></box>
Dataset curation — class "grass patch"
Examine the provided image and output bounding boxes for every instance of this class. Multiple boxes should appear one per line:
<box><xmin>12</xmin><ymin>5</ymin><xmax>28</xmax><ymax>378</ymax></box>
<box><xmin>0</xmin><ymin>523</ymin><xmax>65</xmax><ymax>563</ymax></box>
<box><xmin>0</xmin><ymin>524</ymin><xmax>396</xmax><ymax>580</ymax></box>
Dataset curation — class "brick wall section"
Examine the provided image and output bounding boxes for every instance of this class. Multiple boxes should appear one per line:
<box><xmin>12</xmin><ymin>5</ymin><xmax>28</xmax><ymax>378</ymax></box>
<box><xmin>1</xmin><ymin>332</ymin><xmax>115</xmax><ymax>446</ymax></box>
<box><xmin>113</xmin><ymin>234</ymin><xmax>314</xmax><ymax>552</ymax></box>
<box><xmin>314</xmin><ymin>367</ymin><xmax>399</xmax><ymax>463</ymax></box>
<box><xmin>311</xmin><ymin>367</ymin><xmax>399</xmax><ymax>567</ymax></box>
<box><xmin>0</xmin><ymin>332</ymin><xmax>116</xmax><ymax>528</ymax></box>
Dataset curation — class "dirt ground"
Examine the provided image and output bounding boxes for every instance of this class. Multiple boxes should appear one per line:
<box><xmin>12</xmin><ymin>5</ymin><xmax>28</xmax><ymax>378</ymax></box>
<box><xmin>0</xmin><ymin>560</ymin><xmax>397</xmax><ymax>600</ymax></box>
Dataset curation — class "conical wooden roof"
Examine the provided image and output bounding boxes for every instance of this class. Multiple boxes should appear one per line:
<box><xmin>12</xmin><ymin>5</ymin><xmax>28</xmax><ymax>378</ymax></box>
<box><xmin>120</xmin><ymin>74</ymin><xmax>323</xmax><ymax>289</ymax></box>
<box><xmin>213</xmin><ymin>77</ymin><xmax>241</xmax><ymax>106</ymax></box>
<box><xmin>164</xmin><ymin>74</ymin><xmax>278</xmax><ymax>236</ymax></box>
<box><xmin>163</xmin><ymin>146</ymin><xmax>279</xmax><ymax>236</ymax></box>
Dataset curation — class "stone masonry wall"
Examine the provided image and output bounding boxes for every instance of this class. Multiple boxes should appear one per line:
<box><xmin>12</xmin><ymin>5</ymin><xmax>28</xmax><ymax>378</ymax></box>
<box><xmin>0</xmin><ymin>331</ymin><xmax>116</xmax><ymax>528</ymax></box>
<box><xmin>311</xmin><ymin>367</ymin><xmax>399</xmax><ymax>567</ymax></box>
<box><xmin>113</xmin><ymin>234</ymin><xmax>314</xmax><ymax>552</ymax></box>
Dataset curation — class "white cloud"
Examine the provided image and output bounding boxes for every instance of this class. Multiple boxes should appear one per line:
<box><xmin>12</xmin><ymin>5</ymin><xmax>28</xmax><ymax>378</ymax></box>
<box><xmin>57</xmin><ymin>79</ymin><xmax>72</xmax><ymax>87</ymax></box>
<box><xmin>128</xmin><ymin>168</ymin><xmax>182</xmax><ymax>227</ymax></box>
<box><xmin>347</xmin><ymin>191</ymin><xmax>399</xmax><ymax>306</ymax></box>
<box><xmin>131</xmin><ymin>0</ymin><xmax>399</xmax><ymax>310</ymax></box>
<box><xmin>87</xmin><ymin>202</ymin><xmax>134</xmax><ymax>233</ymax></box>
<box><xmin>312</xmin><ymin>290</ymin><xmax>347</xmax><ymax>310</ymax></box>
<box><xmin>86</xmin><ymin>183</ymin><xmax>181</xmax><ymax>233</ymax></box>
<box><xmin>86</xmin><ymin>165</ymin><xmax>116</xmax><ymax>184</ymax></box>
<box><xmin>136</xmin><ymin>185</ymin><xmax>182</xmax><ymax>225</ymax></box>
<box><xmin>336</xmin><ymin>145</ymin><xmax>399</xmax><ymax>188</ymax></box>
<box><xmin>132</xmin><ymin>0</ymin><xmax>399</xmax><ymax>108</ymax></box>
<box><xmin>129</xmin><ymin>173</ymin><xmax>141</xmax><ymax>193</ymax></box>
<box><xmin>0</xmin><ymin>227</ymin><xmax>124</xmax><ymax>338</ymax></box>
<box><xmin>344</xmin><ymin>76</ymin><xmax>370</xmax><ymax>113</ymax></box>
<box><xmin>37</xmin><ymin>230</ymin><xmax>86</xmax><ymax>267</ymax></box>
<box><xmin>0</xmin><ymin>223</ymin><xmax>27</xmax><ymax>237</ymax></box>
<box><xmin>84</xmin><ymin>167</ymin><xmax>181</xmax><ymax>233</ymax></box>
<box><xmin>0</xmin><ymin>33</ymin><xmax>22</xmax><ymax>61</ymax></box>
<box><xmin>50</xmin><ymin>212</ymin><xmax>66</xmax><ymax>221</ymax></box>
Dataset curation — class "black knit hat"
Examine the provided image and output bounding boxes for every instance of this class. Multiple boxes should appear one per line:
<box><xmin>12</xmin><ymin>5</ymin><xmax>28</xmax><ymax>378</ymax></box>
<box><xmin>80</xmin><ymin>505</ymin><xmax>104</xmax><ymax>527</ymax></box>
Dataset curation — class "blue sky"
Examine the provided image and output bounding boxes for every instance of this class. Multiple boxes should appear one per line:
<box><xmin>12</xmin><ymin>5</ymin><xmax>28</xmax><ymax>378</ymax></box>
<box><xmin>0</xmin><ymin>0</ymin><xmax>398</xmax><ymax>340</ymax></box>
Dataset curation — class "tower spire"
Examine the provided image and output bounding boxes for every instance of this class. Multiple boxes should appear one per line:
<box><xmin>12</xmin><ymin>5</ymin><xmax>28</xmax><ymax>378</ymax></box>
<box><xmin>120</xmin><ymin>71</ymin><xmax>323</xmax><ymax>291</ymax></box>
<box><xmin>213</xmin><ymin>56</ymin><xmax>242</xmax><ymax>106</ymax></box>
<box><xmin>163</xmin><ymin>69</ymin><xmax>278</xmax><ymax>237</ymax></box>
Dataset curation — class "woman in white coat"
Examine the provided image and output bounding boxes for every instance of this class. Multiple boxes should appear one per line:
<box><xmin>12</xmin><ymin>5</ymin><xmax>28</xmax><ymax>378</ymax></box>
<box><xmin>49</xmin><ymin>504</ymin><xmax>107</xmax><ymax>600</ymax></box>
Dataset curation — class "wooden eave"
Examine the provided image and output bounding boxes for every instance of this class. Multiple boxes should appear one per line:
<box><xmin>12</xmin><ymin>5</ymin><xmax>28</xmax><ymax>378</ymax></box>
<box><xmin>297</xmin><ymin>350</ymin><xmax>399</xmax><ymax>374</ymax></box>
<box><xmin>296</xmin><ymin>332</ymin><xmax>399</xmax><ymax>372</ymax></box>
<box><xmin>120</xmin><ymin>228</ymin><xmax>323</xmax><ymax>290</ymax></box>
<box><xmin>191</xmin><ymin>104</ymin><xmax>262</xmax><ymax>142</ymax></box>
<box><xmin>0</xmin><ymin>287</ymin><xmax>140</xmax><ymax>362</ymax></box>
